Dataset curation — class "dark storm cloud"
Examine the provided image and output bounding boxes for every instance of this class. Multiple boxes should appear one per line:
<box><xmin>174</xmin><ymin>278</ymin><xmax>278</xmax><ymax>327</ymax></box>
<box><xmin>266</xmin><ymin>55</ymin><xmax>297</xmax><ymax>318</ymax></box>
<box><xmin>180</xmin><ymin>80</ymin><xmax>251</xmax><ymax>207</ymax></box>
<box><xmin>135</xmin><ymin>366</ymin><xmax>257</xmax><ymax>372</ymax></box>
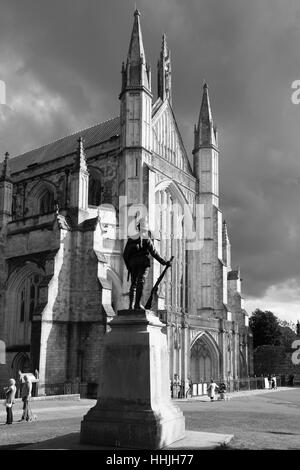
<box><xmin>0</xmin><ymin>0</ymin><xmax>300</xmax><ymax>309</ymax></box>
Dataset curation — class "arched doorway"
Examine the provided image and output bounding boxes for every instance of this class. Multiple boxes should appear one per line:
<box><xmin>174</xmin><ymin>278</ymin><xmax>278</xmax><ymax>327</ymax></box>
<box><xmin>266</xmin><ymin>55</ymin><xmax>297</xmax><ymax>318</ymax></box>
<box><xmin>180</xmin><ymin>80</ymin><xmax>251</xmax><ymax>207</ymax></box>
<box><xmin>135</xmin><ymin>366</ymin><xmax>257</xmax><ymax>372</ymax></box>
<box><xmin>11</xmin><ymin>352</ymin><xmax>31</xmax><ymax>397</ymax></box>
<box><xmin>190</xmin><ymin>332</ymin><xmax>220</xmax><ymax>382</ymax></box>
<box><xmin>11</xmin><ymin>352</ymin><xmax>30</xmax><ymax>379</ymax></box>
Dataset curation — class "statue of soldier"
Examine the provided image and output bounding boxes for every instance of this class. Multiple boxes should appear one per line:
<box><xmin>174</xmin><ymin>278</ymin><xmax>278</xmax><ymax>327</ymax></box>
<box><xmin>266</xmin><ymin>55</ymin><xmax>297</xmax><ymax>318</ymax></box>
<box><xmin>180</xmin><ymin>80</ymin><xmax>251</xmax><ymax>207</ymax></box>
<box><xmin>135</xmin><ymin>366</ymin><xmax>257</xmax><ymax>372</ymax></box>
<box><xmin>123</xmin><ymin>218</ymin><xmax>171</xmax><ymax>310</ymax></box>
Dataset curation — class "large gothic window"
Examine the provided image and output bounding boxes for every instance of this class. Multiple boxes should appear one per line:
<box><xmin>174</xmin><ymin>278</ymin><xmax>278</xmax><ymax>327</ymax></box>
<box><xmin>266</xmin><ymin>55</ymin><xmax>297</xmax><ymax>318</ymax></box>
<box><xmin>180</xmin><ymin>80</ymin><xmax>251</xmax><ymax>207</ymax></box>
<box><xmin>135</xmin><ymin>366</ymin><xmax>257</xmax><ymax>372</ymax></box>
<box><xmin>6</xmin><ymin>266</ymin><xmax>44</xmax><ymax>348</ymax></box>
<box><xmin>39</xmin><ymin>190</ymin><xmax>55</xmax><ymax>214</ymax></box>
<box><xmin>88</xmin><ymin>176</ymin><xmax>102</xmax><ymax>206</ymax></box>
<box><xmin>18</xmin><ymin>274</ymin><xmax>41</xmax><ymax>324</ymax></box>
<box><xmin>154</xmin><ymin>187</ymin><xmax>186</xmax><ymax>311</ymax></box>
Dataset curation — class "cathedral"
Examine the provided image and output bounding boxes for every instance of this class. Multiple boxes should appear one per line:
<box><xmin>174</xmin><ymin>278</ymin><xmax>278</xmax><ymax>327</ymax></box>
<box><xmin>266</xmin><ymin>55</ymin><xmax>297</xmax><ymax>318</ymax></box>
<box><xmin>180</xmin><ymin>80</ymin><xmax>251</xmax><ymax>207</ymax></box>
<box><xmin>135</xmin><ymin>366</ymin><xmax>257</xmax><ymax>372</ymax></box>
<box><xmin>0</xmin><ymin>11</ymin><xmax>253</xmax><ymax>396</ymax></box>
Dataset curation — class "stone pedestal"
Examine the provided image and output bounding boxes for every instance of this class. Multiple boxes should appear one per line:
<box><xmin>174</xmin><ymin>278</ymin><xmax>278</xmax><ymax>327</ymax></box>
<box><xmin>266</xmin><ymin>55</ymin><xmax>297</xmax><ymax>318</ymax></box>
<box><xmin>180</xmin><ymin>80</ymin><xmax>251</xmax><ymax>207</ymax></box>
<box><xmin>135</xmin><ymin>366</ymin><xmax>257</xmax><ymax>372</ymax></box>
<box><xmin>80</xmin><ymin>309</ymin><xmax>185</xmax><ymax>449</ymax></box>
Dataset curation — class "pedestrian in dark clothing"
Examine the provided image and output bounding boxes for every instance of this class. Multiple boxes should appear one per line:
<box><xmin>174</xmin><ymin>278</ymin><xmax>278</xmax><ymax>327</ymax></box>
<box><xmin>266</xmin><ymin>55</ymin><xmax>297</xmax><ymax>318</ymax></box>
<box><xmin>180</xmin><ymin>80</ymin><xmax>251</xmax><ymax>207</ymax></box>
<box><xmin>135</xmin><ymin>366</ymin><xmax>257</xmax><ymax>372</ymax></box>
<box><xmin>20</xmin><ymin>375</ymin><xmax>32</xmax><ymax>422</ymax></box>
<box><xmin>123</xmin><ymin>219</ymin><xmax>170</xmax><ymax>310</ymax></box>
<box><xmin>288</xmin><ymin>374</ymin><xmax>294</xmax><ymax>387</ymax></box>
<box><xmin>271</xmin><ymin>375</ymin><xmax>277</xmax><ymax>389</ymax></box>
<box><xmin>219</xmin><ymin>382</ymin><xmax>227</xmax><ymax>400</ymax></box>
<box><xmin>4</xmin><ymin>379</ymin><xmax>16</xmax><ymax>424</ymax></box>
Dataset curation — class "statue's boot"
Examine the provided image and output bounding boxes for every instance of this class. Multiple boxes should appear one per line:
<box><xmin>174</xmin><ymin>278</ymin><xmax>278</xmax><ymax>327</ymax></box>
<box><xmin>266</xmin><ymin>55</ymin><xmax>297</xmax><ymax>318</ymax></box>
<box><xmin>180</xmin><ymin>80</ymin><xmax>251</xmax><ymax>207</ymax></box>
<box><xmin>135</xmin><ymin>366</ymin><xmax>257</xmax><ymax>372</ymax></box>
<box><xmin>129</xmin><ymin>287</ymin><xmax>136</xmax><ymax>310</ymax></box>
<box><xmin>134</xmin><ymin>284</ymin><xmax>145</xmax><ymax>310</ymax></box>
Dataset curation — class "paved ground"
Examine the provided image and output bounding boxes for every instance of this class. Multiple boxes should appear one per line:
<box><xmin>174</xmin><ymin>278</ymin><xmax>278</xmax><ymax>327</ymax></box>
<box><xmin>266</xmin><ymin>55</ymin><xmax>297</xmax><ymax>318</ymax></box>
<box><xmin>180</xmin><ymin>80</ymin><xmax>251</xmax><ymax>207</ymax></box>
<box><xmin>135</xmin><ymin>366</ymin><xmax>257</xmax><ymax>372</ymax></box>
<box><xmin>177</xmin><ymin>387</ymin><xmax>300</xmax><ymax>450</ymax></box>
<box><xmin>0</xmin><ymin>399</ymin><xmax>93</xmax><ymax>449</ymax></box>
<box><xmin>0</xmin><ymin>387</ymin><xmax>299</xmax><ymax>450</ymax></box>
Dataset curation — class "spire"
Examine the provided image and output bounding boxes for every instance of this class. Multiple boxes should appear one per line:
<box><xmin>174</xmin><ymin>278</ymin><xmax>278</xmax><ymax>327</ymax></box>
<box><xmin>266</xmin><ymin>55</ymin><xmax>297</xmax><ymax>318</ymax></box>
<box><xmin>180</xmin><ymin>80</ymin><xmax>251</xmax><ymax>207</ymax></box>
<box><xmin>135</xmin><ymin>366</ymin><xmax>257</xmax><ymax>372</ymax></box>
<box><xmin>195</xmin><ymin>83</ymin><xmax>217</xmax><ymax>148</ymax></box>
<box><xmin>121</xmin><ymin>10</ymin><xmax>151</xmax><ymax>94</ymax></box>
<box><xmin>74</xmin><ymin>137</ymin><xmax>88</xmax><ymax>172</ymax></box>
<box><xmin>128</xmin><ymin>10</ymin><xmax>146</xmax><ymax>66</ymax></box>
<box><xmin>157</xmin><ymin>33</ymin><xmax>172</xmax><ymax>105</ymax></box>
<box><xmin>0</xmin><ymin>152</ymin><xmax>11</xmax><ymax>182</ymax></box>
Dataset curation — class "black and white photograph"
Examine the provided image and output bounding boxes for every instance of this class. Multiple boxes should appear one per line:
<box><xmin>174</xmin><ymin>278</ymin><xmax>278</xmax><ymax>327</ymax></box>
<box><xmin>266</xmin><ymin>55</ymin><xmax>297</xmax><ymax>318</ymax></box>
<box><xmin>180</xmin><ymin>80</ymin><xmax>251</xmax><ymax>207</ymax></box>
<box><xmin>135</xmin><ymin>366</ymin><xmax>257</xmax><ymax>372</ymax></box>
<box><xmin>0</xmin><ymin>0</ymin><xmax>300</xmax><ymax>456</ymax></box>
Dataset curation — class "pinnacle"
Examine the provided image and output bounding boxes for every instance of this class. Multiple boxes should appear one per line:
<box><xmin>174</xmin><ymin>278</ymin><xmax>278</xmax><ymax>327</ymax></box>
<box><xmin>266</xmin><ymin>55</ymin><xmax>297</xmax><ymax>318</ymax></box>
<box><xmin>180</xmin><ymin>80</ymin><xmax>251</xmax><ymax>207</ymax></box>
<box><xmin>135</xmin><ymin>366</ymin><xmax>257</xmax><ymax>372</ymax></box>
<box><xmin>74</xmin><ymin>136</ymin><xmax>88</xmax><ymax>172</ymax></box>
<box><xmin>0</xmin><ymin>151</ymin><xmax>11</xmax><ymax>181</ymax></box>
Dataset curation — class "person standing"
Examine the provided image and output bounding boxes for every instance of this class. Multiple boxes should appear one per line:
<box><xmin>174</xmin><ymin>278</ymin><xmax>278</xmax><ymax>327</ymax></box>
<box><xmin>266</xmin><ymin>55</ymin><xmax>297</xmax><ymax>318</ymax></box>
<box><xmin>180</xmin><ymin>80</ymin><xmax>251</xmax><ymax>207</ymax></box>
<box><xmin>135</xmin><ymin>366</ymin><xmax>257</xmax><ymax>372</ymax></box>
<box><xmin>219</xmin><ymin>382</ymin><xmax>227</xmax><ymax>400</ymax></box>
<box><xmin>207</xmin><ymin>379</ymin><xmax>219</xmax><ymax>401</ymax></box>
<box><xmin>4</xmin><ymin>378</ymin><xmax>16</xmax><ymax>424</ymax></box>
<box><xmin>21</xmin><ymin>375</ymin><xmax>32</xmax><ymax>421</ymax></box>
<box><xmin>185</xmin><ymin>376</ymin><xmax>193</xmax><ymax>398</ymax></box>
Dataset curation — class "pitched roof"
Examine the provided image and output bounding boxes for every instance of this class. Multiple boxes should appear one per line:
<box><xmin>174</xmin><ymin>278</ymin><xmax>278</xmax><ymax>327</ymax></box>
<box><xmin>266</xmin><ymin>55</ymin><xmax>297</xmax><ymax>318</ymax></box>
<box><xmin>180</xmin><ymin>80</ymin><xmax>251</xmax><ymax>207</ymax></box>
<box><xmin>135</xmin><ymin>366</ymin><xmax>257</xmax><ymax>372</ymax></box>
<box><xmin>2</xmin><ymin>116</ymin><xmax>120</xmax><ymax>175</ymax></box>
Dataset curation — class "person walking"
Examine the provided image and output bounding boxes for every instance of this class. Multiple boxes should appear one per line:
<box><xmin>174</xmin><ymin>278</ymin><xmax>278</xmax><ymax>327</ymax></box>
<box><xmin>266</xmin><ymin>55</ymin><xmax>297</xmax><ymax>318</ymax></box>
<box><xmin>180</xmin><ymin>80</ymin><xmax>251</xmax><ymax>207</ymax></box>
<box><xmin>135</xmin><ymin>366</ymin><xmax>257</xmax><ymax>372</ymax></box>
<box><xmin>20</xmin><ymin>375</ymin><xmax>32</xmax><ymax>422</ymax></box>
<box><xmin>207</xmin><ymin>379</ymin><xmax>219</xmax><ymax>401</ymax></box>
<box><xmin>185</xmin><ymin>376</ymin><xmax>193</xmax><ymax>398</ymax></box>
<box><xmin>4</xmin><ymin>378</ymin><xmax>16</xmax><ymax>424</ymax></box>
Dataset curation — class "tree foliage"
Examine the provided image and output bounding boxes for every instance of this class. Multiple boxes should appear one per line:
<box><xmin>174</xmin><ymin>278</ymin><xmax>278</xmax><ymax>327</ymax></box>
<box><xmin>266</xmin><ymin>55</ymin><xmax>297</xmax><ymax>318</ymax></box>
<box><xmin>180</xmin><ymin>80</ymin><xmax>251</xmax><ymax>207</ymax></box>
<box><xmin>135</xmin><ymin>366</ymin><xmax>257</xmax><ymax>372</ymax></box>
<box><xmin>279</xmin><ymin>326</ymin><xmax>297</xmax><ymax>349</ymax></box>
<box><xmin>250</xmin><ymin>309</ymin><xmax>297</xmax><ymax>349</ymax></box>
<box><xmin>249</xmin><ymin>309</ymin><xmax>282</xmax><ymax>348</ymax></box>
<box><xmin>278</xmin><ymin>319</ymin><xmax>296</xmax><ymax>332</ymax></box>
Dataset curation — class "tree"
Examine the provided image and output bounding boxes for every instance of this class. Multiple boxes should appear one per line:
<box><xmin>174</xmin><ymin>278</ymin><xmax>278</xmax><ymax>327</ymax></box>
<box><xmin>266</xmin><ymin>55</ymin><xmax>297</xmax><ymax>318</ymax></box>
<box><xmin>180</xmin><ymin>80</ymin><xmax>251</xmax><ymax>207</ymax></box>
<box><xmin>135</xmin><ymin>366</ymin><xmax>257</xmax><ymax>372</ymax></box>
<box><xmin>279</xmin><ymin>326</ymin><xmax>296</xmax><ymax>349</ymax></box>
<box><xmin>249</xmin><ymin>309</ymin><xmax>282</xmax><ymax>349</ymax></box>
<box><xmin>278</xmin><ymin>320</ymin><xmax>297</xmax><ymax>349</ymax></box>
<box><xmin>278</xmin><ymin>319</ymin><xmax>297</xmax><ymax>332</ymax></box>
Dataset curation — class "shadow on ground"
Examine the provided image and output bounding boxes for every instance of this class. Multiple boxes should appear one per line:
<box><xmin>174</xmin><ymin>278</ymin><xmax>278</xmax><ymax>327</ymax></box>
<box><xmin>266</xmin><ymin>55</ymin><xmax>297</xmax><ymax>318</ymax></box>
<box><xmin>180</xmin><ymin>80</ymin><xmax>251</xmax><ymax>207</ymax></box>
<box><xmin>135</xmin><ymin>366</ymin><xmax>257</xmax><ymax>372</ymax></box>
<box><xmin>1</xmin><ymin>432</ymin><xmax>232</xmax><ymax>451</ymax></box>
<box><xmin>9</xmin><ymin>432</ymin><xmax>83</xmax><ymax>450</ymax></box>
<box><xmin>0</xmin><ymin>443</ymin><xmax>35</xmax><ymax>450</ymax></box>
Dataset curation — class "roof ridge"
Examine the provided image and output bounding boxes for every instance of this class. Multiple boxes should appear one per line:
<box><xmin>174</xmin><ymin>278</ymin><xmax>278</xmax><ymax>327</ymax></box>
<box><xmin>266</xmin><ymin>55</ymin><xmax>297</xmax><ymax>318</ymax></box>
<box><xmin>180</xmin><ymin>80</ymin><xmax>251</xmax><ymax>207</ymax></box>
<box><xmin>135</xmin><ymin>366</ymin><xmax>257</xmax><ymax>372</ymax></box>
<box><xmin>10</xmin><ymin>116</ymin><xmax>120</xmax><ymax>161</ymax></box>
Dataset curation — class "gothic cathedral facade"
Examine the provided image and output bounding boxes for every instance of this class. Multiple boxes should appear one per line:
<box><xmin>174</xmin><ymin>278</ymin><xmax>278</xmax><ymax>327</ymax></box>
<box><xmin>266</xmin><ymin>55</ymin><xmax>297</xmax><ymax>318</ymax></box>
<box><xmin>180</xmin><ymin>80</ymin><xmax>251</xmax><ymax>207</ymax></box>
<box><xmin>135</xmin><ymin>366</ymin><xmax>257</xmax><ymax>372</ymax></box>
<box><xmin>0</xmin><ymin>11</ymin><xmax>253</xmax><ymax>394</ymax></box>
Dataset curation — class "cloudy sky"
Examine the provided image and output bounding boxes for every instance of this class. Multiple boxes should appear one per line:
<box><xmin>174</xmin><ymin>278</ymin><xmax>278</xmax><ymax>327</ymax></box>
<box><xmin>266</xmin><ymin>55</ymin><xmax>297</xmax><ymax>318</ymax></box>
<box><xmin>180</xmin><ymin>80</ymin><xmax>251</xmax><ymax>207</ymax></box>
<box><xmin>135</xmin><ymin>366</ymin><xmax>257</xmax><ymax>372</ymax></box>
<box><xmin>0</xmin><ymin>0</ymin><xmax>300</xmax><ymax>323</ymax></box>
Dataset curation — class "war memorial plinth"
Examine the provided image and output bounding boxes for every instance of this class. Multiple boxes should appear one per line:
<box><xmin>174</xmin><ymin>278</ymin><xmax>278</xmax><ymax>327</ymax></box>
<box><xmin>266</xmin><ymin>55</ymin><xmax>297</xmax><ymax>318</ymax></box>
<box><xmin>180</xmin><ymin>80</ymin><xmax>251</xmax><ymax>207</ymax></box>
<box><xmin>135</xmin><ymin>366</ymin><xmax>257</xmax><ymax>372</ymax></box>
<box><xmin>80</xmin><ymin>309</ymin><xmax>185</xmax><ymax>449</ymax></box>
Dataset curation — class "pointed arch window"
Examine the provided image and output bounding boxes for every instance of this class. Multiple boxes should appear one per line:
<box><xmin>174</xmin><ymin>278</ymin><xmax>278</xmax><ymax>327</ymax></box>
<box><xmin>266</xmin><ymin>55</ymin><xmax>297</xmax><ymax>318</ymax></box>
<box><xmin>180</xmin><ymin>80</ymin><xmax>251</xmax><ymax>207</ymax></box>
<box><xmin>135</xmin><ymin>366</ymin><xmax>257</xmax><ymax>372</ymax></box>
<box><xmin>88</xmin><ymin>176</ymin><xmax>102</xmax><ymax>206</ymax></box>
<box><xmin>39</xmin><ymin>189</ymin><xmax>55</xmax><ymax>215</ymax></box>
<box><xmin>20</xmin><ymin>289</ymin><xmax>25</xmax><ymax>322</ymax></box>
<box><xmin>154</xmin><ymin>185</ymin><xmax>186</xmax><ymax>311</ymax></box>
<box><xmin>18</xmin><ymin>274</ymin><xmax>41</xmax><ymax>324</ymax></box>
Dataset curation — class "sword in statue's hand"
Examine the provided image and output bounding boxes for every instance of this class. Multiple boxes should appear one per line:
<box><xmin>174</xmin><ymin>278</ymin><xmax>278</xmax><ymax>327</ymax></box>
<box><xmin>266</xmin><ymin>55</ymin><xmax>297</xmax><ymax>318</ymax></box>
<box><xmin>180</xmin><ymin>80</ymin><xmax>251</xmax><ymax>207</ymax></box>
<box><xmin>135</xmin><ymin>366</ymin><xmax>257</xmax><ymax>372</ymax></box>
<box><xmin>145</xmin><ymin>256</ymin><xmax>174</xmax><ymax>310</ymax></box>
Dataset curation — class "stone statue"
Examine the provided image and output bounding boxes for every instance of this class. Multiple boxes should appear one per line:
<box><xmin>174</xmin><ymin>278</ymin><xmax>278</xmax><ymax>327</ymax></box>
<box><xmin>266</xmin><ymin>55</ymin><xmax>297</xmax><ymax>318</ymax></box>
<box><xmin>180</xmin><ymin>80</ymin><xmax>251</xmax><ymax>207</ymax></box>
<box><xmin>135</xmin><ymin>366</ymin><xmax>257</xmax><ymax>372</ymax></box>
<box><xmin>123</xmin><ymin>218</ymin><xmax>171</xmax><ymax>310</ymax></box>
